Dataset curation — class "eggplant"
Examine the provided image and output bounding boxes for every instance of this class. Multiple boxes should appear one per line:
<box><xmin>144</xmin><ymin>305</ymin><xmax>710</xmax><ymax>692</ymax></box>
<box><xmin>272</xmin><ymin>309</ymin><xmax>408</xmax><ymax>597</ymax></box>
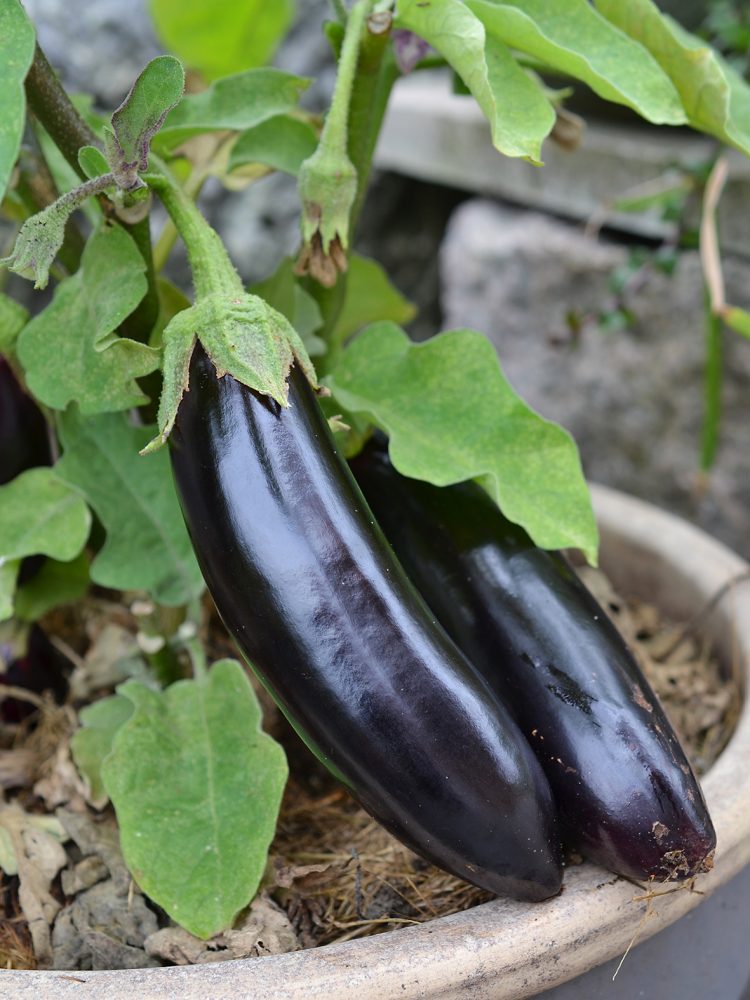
<box><xmin>169</xmin><ymin>347</ymin><xmax>562</xmax><ymax>901</ymax></box>
<box><xmin>350</xmin><ymin>440</ymin><xmax>716</xmax><ymax>883</ymax></box>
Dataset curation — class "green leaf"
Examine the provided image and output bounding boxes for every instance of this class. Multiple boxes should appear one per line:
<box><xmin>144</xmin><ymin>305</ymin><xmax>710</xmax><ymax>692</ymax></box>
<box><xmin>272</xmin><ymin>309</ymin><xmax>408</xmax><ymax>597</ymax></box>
<box><xmin>78</xmin><ymin>145</ymin><xmax>111</xmax><ymax>179</ymax></box>
<box><xmin>467</xmin><ymin>0</ymin><xmax>685</xmax><ymax>125</ymax></box>
<box><xmin>102</xmin><ymin>659</ymin><xmax>288</xmax><ymax>939</ymax></box>
<box><xmin>16</xmin><ymin>225</ymin><xmax>159</xmax><ymax>414</ymax></box>
<box><xmin>0</xmin><ymin>560</ymin><xmax>20</xmax><ymax>621</ymax></box>
<box><xmin>724</xmin><ymin>306</ymin><xmax>750</xmax><ymax>340</ymax></box>
<box><xmin>71</xmin><ymin>694</ymin><xmax>134</xmax><ymax>806</ymax></box>
<box><xmin>0</xmin><ymin>1</ymin><xmax>35</xmax><ymax>202</ymax></box>
<box><xmin>251</xmin><ymin>258</ymin><xmax>325</xmax><ymax>356</ymax></box>
<box><xmin>154</xmin><ymin>69</ymin><xmax>309</xmax><ymax>151</ymax></box>
<box><xmin>331</xmin><ymin>254</ymin><xmax>416</xmax><ymax>346</ymax></box>
<box><xmin>0</xmin><ymin>467</ymin><xmax>91</xmax><ymax>562</ymax></box>
<box><xmin>0</xmin><ymin>294</ymin><xmax>28</xmax><ymax>354</ymax></box>
<box><xmin>394</xmin><ymin>0</ymin><xmax>556</xmax><ymax>162</ymax></box>
<box><xmin>149</xmin><ymin>0</ymin><xmax>294</xmax><ymax>81</ymax></box>
<box><xmin>596</xmin><ymin>0</ymin><xmax>750</xmax><ymax>155</ymax></box>
<box><xmin>327</xmin><ymin>323</ymin><xmax>598</xmax><ymax>562</ymax></box>
<box><xmin>228</xmin><ymin>114</ymin><xmax>318</xmax><ymax>177</ymax></box>
<box><xmin>108</xmin><ymin>56</ymin><xmax>185</xmax><ymax>189</ymax></box>
<box><xmin>14</xmin><ymin>551</ymin><xmax>90</xmax><ymax>623</ymax></box>
<box><xmin>56</xmin><ymin>408</ymin><xmax>204</xmax><ymax>607</ymax></box>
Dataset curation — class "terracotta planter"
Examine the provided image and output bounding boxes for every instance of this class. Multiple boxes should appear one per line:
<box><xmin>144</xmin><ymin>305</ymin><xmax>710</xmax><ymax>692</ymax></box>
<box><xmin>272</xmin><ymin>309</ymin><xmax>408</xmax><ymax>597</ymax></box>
<box><xmin>5</xmin><ymin>484</ymin><xmax>749</xmax><ymax>999</ymax></box>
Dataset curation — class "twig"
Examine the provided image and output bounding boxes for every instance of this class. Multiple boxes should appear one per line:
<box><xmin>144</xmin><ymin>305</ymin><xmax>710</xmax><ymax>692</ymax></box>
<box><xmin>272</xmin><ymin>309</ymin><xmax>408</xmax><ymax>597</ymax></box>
<box><xmin>700</xmin><ymin>156</ymin><xmax>729</xmax><ymax>316</ymax></box>
<box><xmin>655</xmin><ymin>569</ymin><xmax>750</xmax><ymax>662</ymax></box>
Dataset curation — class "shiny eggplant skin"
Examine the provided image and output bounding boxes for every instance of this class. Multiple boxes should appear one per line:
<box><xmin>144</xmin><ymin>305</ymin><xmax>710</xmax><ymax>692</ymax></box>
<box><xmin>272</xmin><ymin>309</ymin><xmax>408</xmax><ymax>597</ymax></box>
<box><xmin>350</xmin><ymin>442</ymin><xmax>716</xmax><ymax>882</ymax></box>
<box><xmin>0</xmin><ymin>357</ymin><xmax>51</xmax><ymax>487</ymax></box>
<box><xmin>169</xmin><ymin>347</ymin><xmax>562</xmax><ymax>901</ymax></box>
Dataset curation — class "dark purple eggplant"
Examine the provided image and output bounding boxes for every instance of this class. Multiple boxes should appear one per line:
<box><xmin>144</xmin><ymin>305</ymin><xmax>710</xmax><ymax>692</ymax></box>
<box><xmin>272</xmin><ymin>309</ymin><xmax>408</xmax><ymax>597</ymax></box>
<box><xmin>350</xmin><ymin>440</ymin><xmax>716</xmax><ymax>883</ymax></box>
<box><xmin>0</xmin><ymin>356</ymin><xmax>51</xmax><ymax>486</ymax></box>
<box><xmin>169</xmin><ymin>347</ymin><xmax>562</xmax><ymax>901</ymax></box>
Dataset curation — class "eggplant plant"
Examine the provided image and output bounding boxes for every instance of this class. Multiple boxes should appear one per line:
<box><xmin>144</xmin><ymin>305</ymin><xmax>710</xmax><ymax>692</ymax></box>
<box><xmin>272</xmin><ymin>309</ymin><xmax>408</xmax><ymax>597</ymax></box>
<box><xmin>0</xmin><ymin>0</ymin><xmax>746</xmax><ymax>949</ymax></box>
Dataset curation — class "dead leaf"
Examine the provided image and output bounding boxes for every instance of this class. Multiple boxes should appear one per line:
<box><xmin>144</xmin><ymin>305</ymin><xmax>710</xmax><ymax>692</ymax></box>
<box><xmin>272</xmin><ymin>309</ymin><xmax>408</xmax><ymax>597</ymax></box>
<box><xmin>69</xmin><ymin>623</ymin><xmax>145</xmax><ymax>701</ymax></box>
<box><xmin>144</xmin><ymin>895</ymin><xmax>299</xmax><ymax>965</ymax></box>
<box><xmin>0</xmin><ymin>802</ymin><xmax>68</xmax><ymax>967</ymax></box>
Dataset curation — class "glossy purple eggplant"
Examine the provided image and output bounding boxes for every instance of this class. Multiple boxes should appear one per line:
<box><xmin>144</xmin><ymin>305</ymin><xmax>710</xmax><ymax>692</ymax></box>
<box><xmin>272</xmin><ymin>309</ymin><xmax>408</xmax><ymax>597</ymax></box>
<box><xmin>169</xmin><ymin>347</ymin><xmax>562</xmax><ymax>901</ymax></box>
<box><xmin>0</xmin><ymin>357</ymin><xmax>51</xmax><ymax>486</ymax></box>
<box><xmin>350</xmin><ymin>441</ymin><xmax>716</xmax><ymax>882</ymax></box>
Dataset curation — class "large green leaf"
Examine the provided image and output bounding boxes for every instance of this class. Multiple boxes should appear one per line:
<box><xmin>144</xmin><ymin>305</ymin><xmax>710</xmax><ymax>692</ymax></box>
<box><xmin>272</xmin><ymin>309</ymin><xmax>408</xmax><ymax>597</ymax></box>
<box><xmin>596</xmin><ymin>0</ymin><xmax>750</xmax><ymax>155</ymax></box>
<box><xmin>467</xmin><ymin>0</ymin><xmax>685</xmax><ymax>125</ymax></box>
<box><xmin>327</xmin><ymin>323</ymin><xmax>598</xmax><ymax>561</ymax></box>
<box><xmin>14</xmin><ymin>552</ymin><xmax>90</xmax><ymax>623</ymax></box>
<box><xmin>154</xmin><ymin>69</ymin><xmax>309</xmax><ymax>151</ymax></box>
<box><xmin>102</xmin><ymin>660</ymin><xmax>288</xmax><ymax>939</ymax></box>
<box><xmin>149</xmin><ymin>0</ymin><xmax>294</xmax><ymax>81</ymax></box>
<box><xmin>56</xmin><ymin>409</ymin><xmax>204</xmax><ymax>607</ymax></box>
<box><xmin>395</xmin><ymin>0</ymin><xmax>556</xmax><ymax>162</ymax></box>
<box><xmin>0</xmin><ymin>467</ymin><xmax>91</xmax><ymax>562</ymax></box>
<box><xmin>16</xmin><ymin>225</ymin><xmax>159</xmax><ymax>414</ymax></box>
<box><xmin>0</xmin><ymin>1</ymin><xmax>35</xmax><ymax>201</ymax></box>
<box><xmin>228</xmin><ymin>114</ymin><xmax>318</xmax><ymax>177</ymax></box>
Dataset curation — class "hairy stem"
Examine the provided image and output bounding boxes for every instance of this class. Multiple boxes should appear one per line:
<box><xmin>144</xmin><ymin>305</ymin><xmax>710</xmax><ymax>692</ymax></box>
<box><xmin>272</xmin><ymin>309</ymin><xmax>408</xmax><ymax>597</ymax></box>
<box><xmin>145</xmin><ymin>166</ymin><xmax>243</xmax><ymax>300</ymax></box>
<box><xmin>319</xmin><ymin>0</ymin><xmax>374</xmax><ymax>159</ymax></box>
<box><xmin>25</xmin><ymin>42</ymin><xmax>160</xmax><ymax>341</ymax></box>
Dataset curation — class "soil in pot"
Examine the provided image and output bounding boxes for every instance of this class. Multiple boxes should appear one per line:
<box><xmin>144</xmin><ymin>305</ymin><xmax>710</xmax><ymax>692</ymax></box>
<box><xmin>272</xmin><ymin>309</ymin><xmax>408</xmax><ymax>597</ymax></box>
<box><xmin>0</xmin><ymin>564</ymin><xmax>740</xmax><ymax>971</ymax></box>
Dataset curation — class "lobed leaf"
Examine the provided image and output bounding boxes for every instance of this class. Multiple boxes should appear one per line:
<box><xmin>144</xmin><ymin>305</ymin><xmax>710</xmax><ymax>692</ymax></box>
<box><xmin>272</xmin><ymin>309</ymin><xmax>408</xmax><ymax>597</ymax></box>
<box><xmin>17</xmin><ymin>225</ymin><xmax>159</xmax><ymax>414</ymax></box>
<box><xmin>330</xmin><ymin>254</ymin><xmax>416</xmax><ymax>347</ymax></box>
<box><xmin>0</xmin><ymin>0</ymin><xmax>35</xmax><ymax>202</ymax></box>
<box><xmin>596</xmin><ymin>0</ymin><xmax>750</xmax><ymax>156</ymax></box>
<box><xmin>0</xmin><ymin>467</ymin><xmax>91</xmax><ymax>563</ymax></box>
<box><xmin>327</xmin><ymin>323</ymin><xmax>598</xmax><ymax>562</ymax></box>
<box><xmin>102</xmin><ymin>659</ymin><xmax>288</xmax><ymax>939</ymax></box>
<box><xmin>395</xmin><ymin>0</ymin><xmax>556</xmax><ymax>162</ymax></box>
<box><xmin>149</xmin><ymin>0</ymin><xmax>294</xmax><ymax>82</ymax></box>
<box><xmin>56</xmin><ymin>408</ymin><xmax>204</xmax><ymax>607</ymax></box>
<box><xmin>154</xmin><ymin>69</ymin><xmax>309</xmax><ymax>151</ymax></box>
<box><xmin>467</xmin><ymin>0</ymin><xmax>685</xmax><ymax>125</ymax></box>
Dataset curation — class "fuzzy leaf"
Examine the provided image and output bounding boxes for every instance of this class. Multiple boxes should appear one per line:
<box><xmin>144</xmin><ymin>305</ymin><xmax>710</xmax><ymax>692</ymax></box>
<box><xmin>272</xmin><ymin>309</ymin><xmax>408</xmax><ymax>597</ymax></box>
<box><xmin>331</xmin><ymin>254</ymin><xmax>416</xmax><ymax>346</ymax></box>
<box><xmin>78</xmin><ymin>145</ymin><xmax>111</xmax><ymax>179</ymax></box>
<box><xmin>150</xmin><ymin>0</ymin><xmax>294</xmax><ymax>81</ymax></box>
<box><xmin>327</xmin><ymin>323</ymin><xmax>598</xmax><ymax>562</ymax></box>
<box><xmin>147</xmin><ymin>293</ymin><xmax>317</xmax><ymax>452</ymax></box>
<box><xmin>155</xmin><ymin>69</ymin><xmax>309</xmax><ymax>151</ymax></box>
<box><xmin>395</xmin><ymin>0</ymin><xmax>556</xmax><ymax>162</ymax></box>
<box><xmin>0</xmin><ymin>467</ymin><xmax>91</xmax><ymax>562</ymax></box>
<box><xmin>71</xmin><ymin>694</ymin><xmax>134</xmax><ymax>806</ymax></box>
<box><xmin>108</xmin><ymin>56</ymin><xmax>185</xmax><ymax>189</ymax></box>
<box><xmin>228</xmin><ymin>114</ymin><xmax>318</xmax><ymax>177</ymax></box>
<box><xmin>596</xmin><ymin>0</ymin><xmax>750</xmax><ymax>155</ymax></box>
<box><xmin>0</xmin><ymin>1</ymin><xmax>35</xmax><ymax>202</ymax></box>
<box><xmin>14</xmin><ymin>552</ymin><xmax>90</xmax><ymax>623</ymax></box>
<box><xmin>16</xmin><ymin>225</ymin><xmax>159</xmax><ymax>414</ymax></box>
<box><xmin>0</xmin><ymin>294</ymin><xmax>28</xmax><ymax>354</ymax></box>
<box><xmin>102</xmin><ymin>660</ymin><xmax>288</xmax><ymax>939</ymax></box>
<box><xmin>467</xmin><ymin>0</ymin><xmax>685</xmax><ymax>125</ymax></box>
<box><xmin>56</xmin><ymin>409</ymin><xmax>204</xmax><ymax>607</ymax></box>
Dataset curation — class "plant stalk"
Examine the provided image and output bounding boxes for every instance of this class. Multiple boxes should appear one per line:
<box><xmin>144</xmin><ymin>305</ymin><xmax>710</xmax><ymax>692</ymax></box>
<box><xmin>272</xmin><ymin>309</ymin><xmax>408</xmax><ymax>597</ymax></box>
<box><xmin>24</xmin><ymin>42</ymin><xmax>160</xmax><ymax>341</ymax></box>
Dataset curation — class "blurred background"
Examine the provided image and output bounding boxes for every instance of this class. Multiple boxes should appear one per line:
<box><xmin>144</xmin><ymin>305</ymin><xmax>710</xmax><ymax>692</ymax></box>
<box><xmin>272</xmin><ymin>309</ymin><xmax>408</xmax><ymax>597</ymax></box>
<box><xmin>19</xmin><ymin>0</ymin><xmax>750</xmax><ymax>560</ymax></box>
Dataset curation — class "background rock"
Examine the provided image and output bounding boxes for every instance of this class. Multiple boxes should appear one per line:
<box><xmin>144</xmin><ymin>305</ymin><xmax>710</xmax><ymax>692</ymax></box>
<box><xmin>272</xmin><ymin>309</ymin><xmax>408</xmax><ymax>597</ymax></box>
<box><xmin>440</xmin><ymin>199</ymin><xmax>750</xmax><ymax>558</ymax></box>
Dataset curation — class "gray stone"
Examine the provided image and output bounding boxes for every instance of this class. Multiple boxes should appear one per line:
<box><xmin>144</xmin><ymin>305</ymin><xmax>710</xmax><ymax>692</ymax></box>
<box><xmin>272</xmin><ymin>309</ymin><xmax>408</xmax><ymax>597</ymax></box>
<box><xmin>440</xmin><ymin>199</ymin><xmax>750</xmax><ymax>560</ymax></box>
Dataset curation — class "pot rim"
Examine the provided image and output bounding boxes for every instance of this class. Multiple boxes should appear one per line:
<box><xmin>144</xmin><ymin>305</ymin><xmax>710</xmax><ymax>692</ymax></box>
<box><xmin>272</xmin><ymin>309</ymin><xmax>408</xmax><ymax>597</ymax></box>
<box><xmin>6</xmin><ymin>484</ymin><xmax>750</xmax><ymax>1000</ymax></box>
